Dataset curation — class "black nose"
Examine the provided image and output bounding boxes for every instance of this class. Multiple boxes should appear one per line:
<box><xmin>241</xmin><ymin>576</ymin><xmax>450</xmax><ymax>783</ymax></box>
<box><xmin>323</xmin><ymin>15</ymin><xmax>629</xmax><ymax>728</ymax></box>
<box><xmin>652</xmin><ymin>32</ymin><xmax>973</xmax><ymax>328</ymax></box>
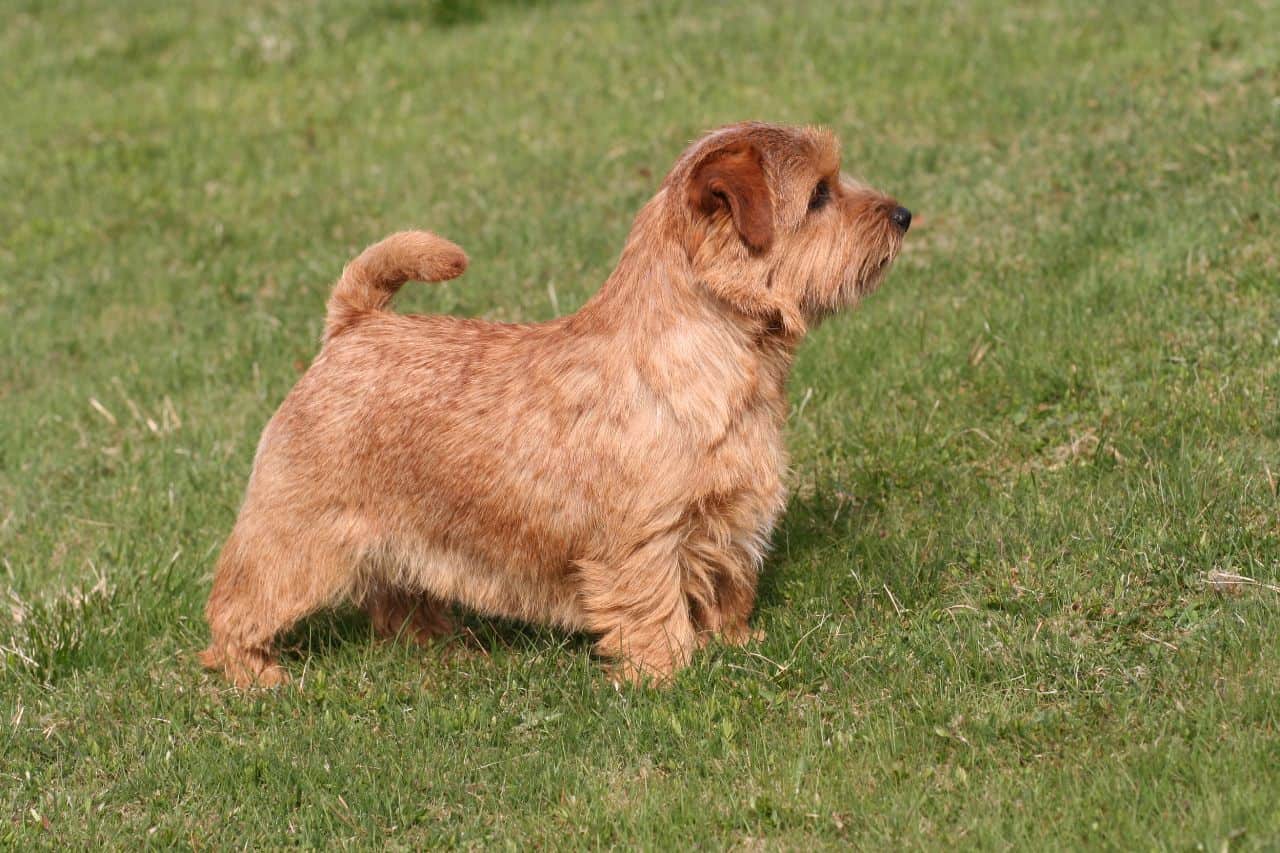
<box><xmin>890</xmin><ymin>206</ymin><xmax>912</xmax><ymax>232</ymax></box>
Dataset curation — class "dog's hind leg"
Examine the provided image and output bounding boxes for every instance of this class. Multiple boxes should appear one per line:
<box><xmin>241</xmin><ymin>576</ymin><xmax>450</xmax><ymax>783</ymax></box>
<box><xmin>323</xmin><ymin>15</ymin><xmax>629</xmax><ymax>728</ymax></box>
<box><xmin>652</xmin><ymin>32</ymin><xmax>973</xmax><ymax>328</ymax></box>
<box><xmin>360</xmin><ymin>585</ymin><xmax>456</xmax><ymax>646</ymax></box>
<box><xmin>200</xmin><ymin>520</ymin><xmax>354</xmax><ymax>688</ymax></box>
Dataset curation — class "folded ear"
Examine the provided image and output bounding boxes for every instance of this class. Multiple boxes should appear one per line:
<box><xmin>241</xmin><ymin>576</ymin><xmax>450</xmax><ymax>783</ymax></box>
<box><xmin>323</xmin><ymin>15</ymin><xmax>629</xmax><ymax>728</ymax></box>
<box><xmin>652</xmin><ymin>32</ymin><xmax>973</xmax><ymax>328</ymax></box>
<box><xmin>687</xmin><ymin>141</ymin><xmax>774</xmax><ymax>253</ymax></box>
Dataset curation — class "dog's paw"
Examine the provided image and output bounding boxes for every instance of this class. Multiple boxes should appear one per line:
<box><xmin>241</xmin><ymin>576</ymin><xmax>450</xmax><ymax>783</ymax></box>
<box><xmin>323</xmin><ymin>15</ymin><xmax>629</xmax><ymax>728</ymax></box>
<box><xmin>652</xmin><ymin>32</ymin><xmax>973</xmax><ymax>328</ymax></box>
<box><xmin>720</xmin><ymin>624</ymin><xmax>765</xmax><ymax>647</ymax></box>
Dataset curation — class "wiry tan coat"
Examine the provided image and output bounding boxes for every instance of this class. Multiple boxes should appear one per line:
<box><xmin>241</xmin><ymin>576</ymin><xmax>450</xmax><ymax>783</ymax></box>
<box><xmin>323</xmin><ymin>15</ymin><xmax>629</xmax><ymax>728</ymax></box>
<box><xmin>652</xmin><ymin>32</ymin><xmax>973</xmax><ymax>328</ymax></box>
<box><xmin>200</xmin><ymin>122</ymin><xmax>909</xmax><ymax>687</ymax></box>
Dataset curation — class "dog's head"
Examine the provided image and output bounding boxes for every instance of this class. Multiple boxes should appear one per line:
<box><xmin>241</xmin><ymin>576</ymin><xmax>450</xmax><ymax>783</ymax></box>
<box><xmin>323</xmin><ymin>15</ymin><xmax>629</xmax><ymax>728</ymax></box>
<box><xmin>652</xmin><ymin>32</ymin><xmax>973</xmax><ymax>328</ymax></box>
<box><xmin>663</xmin><ymin>122</ymin><xmax>909</xmax><ymax>334</ymax></box>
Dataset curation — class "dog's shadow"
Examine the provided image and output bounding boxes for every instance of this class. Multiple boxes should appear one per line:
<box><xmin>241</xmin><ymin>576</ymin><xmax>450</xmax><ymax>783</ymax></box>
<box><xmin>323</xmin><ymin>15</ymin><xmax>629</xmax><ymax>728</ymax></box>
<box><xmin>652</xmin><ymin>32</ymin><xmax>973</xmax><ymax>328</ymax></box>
<box><xmin>281</xmin><ymin>607</ymin><xmax>592</xmax><ymax>673</ymax></box>
<box><xmin>281</xmin><ymin>481</ymin><xmax>889</xmax><ymax>672</ymax></box>
<box><xmin>754</xmin><ymin>480</ymin><xmax>893</xmax><ymax>609</ymax></box>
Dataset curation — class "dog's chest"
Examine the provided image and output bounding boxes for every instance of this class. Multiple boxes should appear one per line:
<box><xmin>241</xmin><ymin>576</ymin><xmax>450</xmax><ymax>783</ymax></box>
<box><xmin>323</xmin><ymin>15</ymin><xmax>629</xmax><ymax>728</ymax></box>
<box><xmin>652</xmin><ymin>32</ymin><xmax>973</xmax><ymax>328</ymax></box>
<box><xmin>692</xmin><ymin>398</ymin><xmax>788</xmax><ymax>529</ymax></box>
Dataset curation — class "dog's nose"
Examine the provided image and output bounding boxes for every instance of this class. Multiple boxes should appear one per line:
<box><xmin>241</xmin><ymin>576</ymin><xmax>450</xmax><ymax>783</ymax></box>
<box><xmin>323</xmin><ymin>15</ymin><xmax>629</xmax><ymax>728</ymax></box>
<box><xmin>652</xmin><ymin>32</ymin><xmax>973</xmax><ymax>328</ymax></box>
<box><xmin>890</xmin><ymin>206</ymin><xmax>912</xmax><ymax>232</ymax></box>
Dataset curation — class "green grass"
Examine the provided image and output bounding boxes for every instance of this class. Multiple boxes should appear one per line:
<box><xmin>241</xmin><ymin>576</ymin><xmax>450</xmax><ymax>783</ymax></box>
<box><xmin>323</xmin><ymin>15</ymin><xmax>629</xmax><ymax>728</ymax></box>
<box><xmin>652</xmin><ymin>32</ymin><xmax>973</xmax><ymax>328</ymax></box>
<box><xmin>2</xmin><ymin>0</ymin><xmax>1279</xmax><ymax>847</ymax></box>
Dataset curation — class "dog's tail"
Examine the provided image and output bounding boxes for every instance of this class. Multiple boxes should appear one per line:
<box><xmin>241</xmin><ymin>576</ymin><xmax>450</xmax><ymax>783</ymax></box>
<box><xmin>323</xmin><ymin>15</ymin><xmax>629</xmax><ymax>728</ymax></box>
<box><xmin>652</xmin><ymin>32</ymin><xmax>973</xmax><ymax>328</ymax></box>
<box><xmin>325</xmin><ymin>230</ymin><xmax>469</xmax><ymax>339</ymax></box>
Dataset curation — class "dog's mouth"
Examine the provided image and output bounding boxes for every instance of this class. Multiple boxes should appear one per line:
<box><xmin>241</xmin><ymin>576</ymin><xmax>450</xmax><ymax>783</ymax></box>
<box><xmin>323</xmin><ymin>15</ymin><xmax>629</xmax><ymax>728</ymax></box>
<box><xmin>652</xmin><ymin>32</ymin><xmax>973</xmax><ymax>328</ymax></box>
<box><xmin>876</xmin><ymin>227</ymin><xmax>906</xmax><ymax>273</ymax></box>
<box><xmin>873</xmin><ymin>239</ymin><xmax>901</xmax><ymax>275</ymax></box>
<box><xmin>866</xmin><ymin>257</ymin><xmax>892</xmax><ymax>289</ymax></box>
<box><xmin>857</xmin><ymin>244</ymin><xmax>900</xmax><ymax>295</ymax></box>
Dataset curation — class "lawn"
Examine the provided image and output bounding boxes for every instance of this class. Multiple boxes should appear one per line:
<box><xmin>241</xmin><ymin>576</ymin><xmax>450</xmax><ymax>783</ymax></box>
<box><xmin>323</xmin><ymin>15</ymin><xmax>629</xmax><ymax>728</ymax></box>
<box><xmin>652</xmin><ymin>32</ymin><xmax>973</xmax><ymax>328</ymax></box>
<box><xmin>2</xmin><ymin>0</ymin><xmax>1279</xmax><ymax>847</ymax></box>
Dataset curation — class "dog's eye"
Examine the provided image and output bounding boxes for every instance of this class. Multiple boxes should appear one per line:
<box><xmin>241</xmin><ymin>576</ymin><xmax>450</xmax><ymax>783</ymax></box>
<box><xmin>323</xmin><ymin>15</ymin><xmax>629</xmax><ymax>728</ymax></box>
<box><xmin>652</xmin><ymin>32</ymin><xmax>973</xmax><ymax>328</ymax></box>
<box><xmin>808</xmin><ymin>181</ymin><xmax>831</xmax><ymax>212</ymax></box>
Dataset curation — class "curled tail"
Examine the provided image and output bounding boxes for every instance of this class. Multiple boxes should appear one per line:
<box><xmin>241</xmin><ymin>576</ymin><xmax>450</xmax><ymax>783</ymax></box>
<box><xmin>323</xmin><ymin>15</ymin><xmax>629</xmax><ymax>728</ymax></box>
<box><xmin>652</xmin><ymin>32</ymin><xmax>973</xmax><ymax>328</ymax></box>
<box><xmin>325</xmin><ymin>230</ymin><xmax>468</xmax><ymax>339</ymax></box>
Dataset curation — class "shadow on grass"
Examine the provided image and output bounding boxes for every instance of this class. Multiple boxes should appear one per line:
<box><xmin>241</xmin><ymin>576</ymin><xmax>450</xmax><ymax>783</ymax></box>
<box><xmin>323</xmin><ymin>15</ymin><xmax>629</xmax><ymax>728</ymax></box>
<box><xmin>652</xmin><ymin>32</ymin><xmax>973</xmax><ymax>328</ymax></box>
<box><xmin>755</xmin><ymin>474</ymin><xmax>897</xmax><ymax>610</ymax></box>
<box><xmin>362</xmin><ymin>0</ymin><xmax>584</xmax><ymax>30</ymax></box>
<box><xmin>280</xmin><ymin>602</ymin><xmax>593</xmax><ymax>672</ymax></box>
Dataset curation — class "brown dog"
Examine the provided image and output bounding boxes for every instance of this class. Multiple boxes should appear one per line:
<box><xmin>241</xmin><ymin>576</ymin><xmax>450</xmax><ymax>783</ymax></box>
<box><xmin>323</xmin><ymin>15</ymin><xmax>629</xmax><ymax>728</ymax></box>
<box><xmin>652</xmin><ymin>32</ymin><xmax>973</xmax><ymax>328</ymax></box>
<box><xmin>200</xmin><ymin>122</ymin><xmax>910</xmax><ymax>687</ymax></box>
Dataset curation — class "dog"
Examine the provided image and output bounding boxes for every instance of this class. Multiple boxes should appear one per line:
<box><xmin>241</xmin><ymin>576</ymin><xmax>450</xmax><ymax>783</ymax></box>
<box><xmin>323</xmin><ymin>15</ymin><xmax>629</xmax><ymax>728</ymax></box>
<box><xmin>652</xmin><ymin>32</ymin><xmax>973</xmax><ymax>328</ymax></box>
<box><xmin>200</xmin><ymin>121</ymin><xmax>910</xmax><ymax>687</ymax></box>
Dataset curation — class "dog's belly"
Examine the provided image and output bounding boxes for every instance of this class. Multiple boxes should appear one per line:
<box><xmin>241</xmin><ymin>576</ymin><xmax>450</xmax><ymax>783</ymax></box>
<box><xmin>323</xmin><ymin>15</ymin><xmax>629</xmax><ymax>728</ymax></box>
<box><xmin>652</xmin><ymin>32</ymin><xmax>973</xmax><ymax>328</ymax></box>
<box><xmin>374</xmin><ymin>539</ymin><xmax>586</xmax><ymax>631</ymax></box>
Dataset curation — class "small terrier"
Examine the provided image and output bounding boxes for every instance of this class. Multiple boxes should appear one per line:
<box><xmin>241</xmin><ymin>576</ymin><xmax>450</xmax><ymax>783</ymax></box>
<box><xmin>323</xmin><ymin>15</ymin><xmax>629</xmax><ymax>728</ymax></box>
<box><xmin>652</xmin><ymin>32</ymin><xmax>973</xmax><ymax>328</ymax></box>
<box><xmin>200</xmin><ymin>122</ymin><xmax>910</xmax><ymax>687</ymax></box>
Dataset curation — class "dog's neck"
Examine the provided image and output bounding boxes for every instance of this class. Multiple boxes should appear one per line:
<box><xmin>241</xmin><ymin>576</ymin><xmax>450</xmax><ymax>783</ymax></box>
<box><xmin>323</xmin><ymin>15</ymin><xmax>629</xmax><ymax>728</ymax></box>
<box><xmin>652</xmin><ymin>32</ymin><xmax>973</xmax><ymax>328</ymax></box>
<box><xmin>573</xmin><ymin>196</ymin><xmax>799</xmax><ymax>432</ymax></box>
<box><xmin>586</xmin><ymin>195</ymin><xmax>799</xmax><ymax>334</ymax></box>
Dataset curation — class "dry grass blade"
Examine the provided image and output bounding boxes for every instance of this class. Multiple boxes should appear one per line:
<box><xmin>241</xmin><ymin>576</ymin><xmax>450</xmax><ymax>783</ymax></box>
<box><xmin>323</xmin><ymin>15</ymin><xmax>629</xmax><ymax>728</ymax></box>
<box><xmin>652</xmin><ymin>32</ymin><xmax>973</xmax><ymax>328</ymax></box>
<box><xmin>1204</xmin><ymin>570</ymin><xmax>1280</xmax><ymax>595</ymax></box>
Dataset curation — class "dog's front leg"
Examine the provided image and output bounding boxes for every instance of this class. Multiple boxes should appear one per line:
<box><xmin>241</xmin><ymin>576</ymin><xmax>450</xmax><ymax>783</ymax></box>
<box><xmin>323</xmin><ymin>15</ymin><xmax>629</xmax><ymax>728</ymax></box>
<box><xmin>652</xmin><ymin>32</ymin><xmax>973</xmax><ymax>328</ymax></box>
<box><xmin>681</xmin><ymin>550</ymin><xmax>763</xmax><ymax>649</ymax></box>
<box><xmin>579</xmin><ymin>534</ymin><xmax>698</xmax><ymax>686</ymax></box>
<box><xmin>704</xmin><ymin>569</ymin><xmax>764</xmax><ymax>647</ymax></box>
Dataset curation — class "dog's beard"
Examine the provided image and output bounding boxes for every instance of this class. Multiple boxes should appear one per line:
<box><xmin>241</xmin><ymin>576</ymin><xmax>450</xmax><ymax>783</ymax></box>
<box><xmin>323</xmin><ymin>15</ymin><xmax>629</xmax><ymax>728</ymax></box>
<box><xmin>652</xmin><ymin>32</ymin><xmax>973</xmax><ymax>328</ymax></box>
<box><xmin>850</xmin><ymin>229</ymin><xmax>902</xmax><ymax>298</ymax></box>
<box><xmin>806</xmin><ymin>246</ymin><xmax>900</xmax><ymax>317</ymax></box>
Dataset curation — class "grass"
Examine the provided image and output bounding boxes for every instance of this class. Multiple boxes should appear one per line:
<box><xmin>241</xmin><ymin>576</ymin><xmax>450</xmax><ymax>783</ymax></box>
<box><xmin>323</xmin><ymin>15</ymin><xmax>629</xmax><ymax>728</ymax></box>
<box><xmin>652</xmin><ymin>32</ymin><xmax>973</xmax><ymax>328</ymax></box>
<box><xmin>2</xmin><ymin>0</ymin><xmax>1278</xmax><ymax>847</ymax></box>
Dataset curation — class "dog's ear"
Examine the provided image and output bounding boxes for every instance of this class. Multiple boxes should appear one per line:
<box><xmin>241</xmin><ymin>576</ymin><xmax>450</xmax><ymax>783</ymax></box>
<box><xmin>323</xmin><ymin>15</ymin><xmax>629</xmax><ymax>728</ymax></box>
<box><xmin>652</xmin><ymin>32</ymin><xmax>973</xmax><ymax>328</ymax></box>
<box><xmin>688</xmin><ymin>141</ymin><xmax>774</xmax><ymax>253</ymax></box>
